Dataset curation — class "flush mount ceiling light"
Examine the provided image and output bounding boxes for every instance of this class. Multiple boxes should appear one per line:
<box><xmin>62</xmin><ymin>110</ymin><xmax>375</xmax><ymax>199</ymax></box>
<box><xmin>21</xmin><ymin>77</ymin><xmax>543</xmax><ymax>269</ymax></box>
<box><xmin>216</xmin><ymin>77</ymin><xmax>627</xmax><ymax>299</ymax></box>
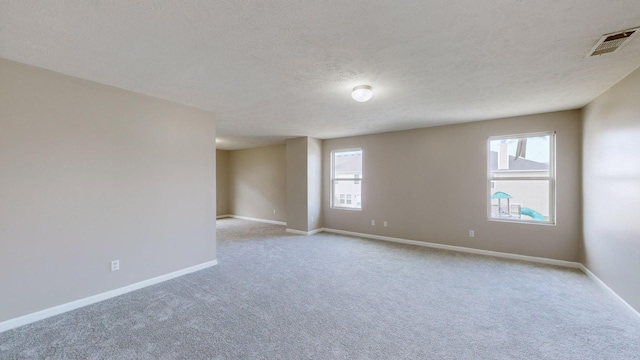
<box><xmin>351</xmin><ymin>85</ymin><xmax>373</xmax><ymax>102</ymax></box>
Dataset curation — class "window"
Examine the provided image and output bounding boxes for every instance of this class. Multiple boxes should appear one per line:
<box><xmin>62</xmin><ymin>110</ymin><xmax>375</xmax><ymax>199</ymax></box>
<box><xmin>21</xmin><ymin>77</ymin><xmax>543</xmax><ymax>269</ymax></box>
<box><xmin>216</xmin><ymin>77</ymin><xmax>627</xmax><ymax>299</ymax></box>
<box><xmin>488</xmin><ymin>132</ymin><xmax>555</xmax><ymax>224</ymax></box>
<box><xmin>332</xmin><ymin>149</ymin><xmax>362</xmax><ymax>209</ymax></box>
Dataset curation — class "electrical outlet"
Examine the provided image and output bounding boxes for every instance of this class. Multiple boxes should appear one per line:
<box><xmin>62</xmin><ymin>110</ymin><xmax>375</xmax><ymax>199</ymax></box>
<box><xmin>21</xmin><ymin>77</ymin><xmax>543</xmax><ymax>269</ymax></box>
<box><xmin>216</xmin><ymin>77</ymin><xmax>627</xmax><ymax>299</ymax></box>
<box><xmin>384</xmin><ymin>221</ymin><xmax>388</xmax><ymax>227</ymax></box>
<box><xmin>111</xmin><ymin>260</ymin><xmax>120</xmax><ymax>272</ymax></box>
<box><xmin>371</xmin><ymin>220</ymin><xmax>375</xmax><ymax>226</ymax></box>
<box><xmin>469</xmin><ymin>230</ymin><xmax>475</xmax><ymax>238</ymax></box>
<box><xmin>273</xmin><ymin>209</ymin><xmax>276</xmax><ymax>214</ymax></box>
<box><xmin>310</xmin><ymin>216</ymin><xmax>314</xmax><ymax>223</ymax></box>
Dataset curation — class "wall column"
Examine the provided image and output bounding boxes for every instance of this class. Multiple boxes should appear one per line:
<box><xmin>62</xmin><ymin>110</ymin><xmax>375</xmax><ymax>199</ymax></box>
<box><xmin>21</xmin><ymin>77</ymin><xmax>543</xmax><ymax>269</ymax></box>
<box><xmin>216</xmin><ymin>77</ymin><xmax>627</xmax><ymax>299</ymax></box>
<box><xmin>286</xmin><ymin>137</ymin><xmax>322</xmax><ymax>233</ymax></box>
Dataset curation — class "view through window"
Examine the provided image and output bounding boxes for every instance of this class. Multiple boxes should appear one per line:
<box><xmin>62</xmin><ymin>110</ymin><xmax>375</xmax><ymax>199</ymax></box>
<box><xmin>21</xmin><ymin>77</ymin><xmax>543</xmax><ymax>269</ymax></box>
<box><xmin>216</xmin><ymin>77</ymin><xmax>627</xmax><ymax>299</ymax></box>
<box><xmin>332</xmin><ymin>149</ymin><xmax>362</xmax><ymax>209</ymax></box>
<box><xmin>488</xmin><ymin>133</ymin><xmax>555</xmax><ymax>224</ymax></box>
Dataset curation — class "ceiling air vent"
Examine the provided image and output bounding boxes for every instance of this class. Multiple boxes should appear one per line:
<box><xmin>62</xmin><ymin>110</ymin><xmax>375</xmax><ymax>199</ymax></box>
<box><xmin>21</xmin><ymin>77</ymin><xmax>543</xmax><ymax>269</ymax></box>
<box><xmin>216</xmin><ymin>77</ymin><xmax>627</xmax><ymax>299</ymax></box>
<box><xmin>587</xmin><ymin>27</ymin><xmax>639</xmax><ymax>56</ymax></box>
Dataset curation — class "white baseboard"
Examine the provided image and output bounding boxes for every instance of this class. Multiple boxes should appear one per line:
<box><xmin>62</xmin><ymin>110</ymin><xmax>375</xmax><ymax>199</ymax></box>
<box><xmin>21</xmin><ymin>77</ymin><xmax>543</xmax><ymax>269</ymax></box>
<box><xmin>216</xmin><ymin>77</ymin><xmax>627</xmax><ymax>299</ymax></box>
<box><xmin>579</xmin><ymin>264</ymin><xmax>640</xmax><ymax>320</ymax></box>
<box><xmin>286</xmin><ymin>228</ymin><xmax>323</xmax><ymax>236</ymax></box>
<box><xmin>0</xmin><ymin>260</ymin><xmax>218</xmax><ymax>333</ymax></box>
<box><xmin>229</xmin><ymin>215</ymin><xmax>286</xmax><ymax>226</ymax></box>
<box><xmin>216</xmin><ymin>214</ymin><xmax>232</xmax><ymax>219</ymax></box>
<box><xmin>321</xmin><ymin>228</ymin><xmax>581</xmax><ymax>268</ymax></box>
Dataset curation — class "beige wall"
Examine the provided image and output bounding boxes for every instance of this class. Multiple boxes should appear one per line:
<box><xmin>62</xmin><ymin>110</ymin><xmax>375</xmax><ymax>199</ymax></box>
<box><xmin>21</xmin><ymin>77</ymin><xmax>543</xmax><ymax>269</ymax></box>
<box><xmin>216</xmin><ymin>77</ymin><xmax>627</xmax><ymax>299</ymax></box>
<box><xmin>583</xmin><ymin>67</ymin><xmax>640</xmax><ymax>312</ymax></box>
<box><xmin>0</xmin><ymin>58</ymin><xmax>217</xmax><ymax>322</ymax></box>
<box><xmin>322</xmin><ymin>110</ymin><xmax>582</xmax><ymax>261</ymax></box>
<box><xmin>229</xmin><ymin>144</ymin><xmax>287</xmax><ymax>222</ymax></box>
<box><xmin>308</xmin><ymin>138</ymin><xmax>323</xmax><ymax>231</ymax></box>
<box><xmin>286</xmin><ymin>138</ymin><xmax>308</xmax><ymax>231</ymax></box>
<box><xmin>216</xmin><ymin>149</ymin><xmax>230</xmax><ymax>216</ymax></box>
<box><xmin>285</xmin><ymin>137</ymin><xmax>323</xmax><ymax>232</ymax></box>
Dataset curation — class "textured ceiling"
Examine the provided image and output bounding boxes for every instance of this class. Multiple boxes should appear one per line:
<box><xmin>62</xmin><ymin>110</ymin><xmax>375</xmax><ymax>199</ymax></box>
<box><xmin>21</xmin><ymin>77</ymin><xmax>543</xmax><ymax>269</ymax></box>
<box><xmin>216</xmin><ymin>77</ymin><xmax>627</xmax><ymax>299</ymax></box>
<box><xmin>2</xmin><ymin>1</ymin><xmax>640</xmax><ymax>149</ymax></box>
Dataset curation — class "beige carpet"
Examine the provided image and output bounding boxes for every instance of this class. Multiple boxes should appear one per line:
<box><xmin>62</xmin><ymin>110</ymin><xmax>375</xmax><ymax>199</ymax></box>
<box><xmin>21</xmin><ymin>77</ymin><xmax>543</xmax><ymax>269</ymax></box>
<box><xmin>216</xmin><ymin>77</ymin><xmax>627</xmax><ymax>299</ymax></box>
<box><xmin>1</xmin><ymin>218</ymin><xmax>639</xmax><ymax>359</ymax></box>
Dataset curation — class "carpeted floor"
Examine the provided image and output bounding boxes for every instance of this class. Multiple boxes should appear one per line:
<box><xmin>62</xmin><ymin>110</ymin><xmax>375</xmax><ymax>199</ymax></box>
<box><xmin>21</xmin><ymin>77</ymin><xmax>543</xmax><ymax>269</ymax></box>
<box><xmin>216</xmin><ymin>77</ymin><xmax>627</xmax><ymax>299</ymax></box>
<box><xmin>1</xmin><ymin>218</ymin><xmax>639</xmax><ymax>359</ymax></box>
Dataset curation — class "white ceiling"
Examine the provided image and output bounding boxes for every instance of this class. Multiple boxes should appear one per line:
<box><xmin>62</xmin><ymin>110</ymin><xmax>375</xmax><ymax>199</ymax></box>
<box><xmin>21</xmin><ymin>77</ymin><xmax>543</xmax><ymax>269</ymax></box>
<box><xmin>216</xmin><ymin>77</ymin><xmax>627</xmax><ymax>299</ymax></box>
<box><xmin>2</xmin><ymin>1</ymin><xmax>640</xmax><ymax>150</ymax></box>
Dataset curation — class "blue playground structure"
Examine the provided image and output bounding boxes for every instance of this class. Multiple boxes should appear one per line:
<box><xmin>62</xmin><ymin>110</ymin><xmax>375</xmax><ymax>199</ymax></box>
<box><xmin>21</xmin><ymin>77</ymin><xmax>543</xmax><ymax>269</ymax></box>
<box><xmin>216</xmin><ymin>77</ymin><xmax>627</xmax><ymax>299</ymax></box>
<box><xmin>520</xmin><ymin>207</ymin><xmax>545</xmax><ymax>221</ymax></box>
<box><xmin>491</xmin><ymin>191</ymin><xmax>545</xmax><ymax>221</ymax></box>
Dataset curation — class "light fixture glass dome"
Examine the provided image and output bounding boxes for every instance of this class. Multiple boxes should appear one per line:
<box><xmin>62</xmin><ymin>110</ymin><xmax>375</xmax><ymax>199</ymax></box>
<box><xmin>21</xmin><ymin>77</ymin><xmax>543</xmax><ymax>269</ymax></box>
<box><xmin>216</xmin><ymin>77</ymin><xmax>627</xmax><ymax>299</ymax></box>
<box><xmin>352</xmin><ymin>85</ymin><xmax>373</xmax><ymax>102</ymax></box>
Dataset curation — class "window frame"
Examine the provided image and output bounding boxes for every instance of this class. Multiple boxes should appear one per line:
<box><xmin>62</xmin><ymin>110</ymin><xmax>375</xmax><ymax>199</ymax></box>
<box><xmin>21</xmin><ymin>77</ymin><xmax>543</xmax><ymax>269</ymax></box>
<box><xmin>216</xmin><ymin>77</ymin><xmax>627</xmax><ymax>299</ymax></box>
<box><xmin>331</xmin><ymin>148</ymin><xmax>363</xmax><ymax>210</ymax></box>
<box><xmin>487</xmin><ymin>131</ymin><xmax>556</xmax><ymax>225</ymax></box>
